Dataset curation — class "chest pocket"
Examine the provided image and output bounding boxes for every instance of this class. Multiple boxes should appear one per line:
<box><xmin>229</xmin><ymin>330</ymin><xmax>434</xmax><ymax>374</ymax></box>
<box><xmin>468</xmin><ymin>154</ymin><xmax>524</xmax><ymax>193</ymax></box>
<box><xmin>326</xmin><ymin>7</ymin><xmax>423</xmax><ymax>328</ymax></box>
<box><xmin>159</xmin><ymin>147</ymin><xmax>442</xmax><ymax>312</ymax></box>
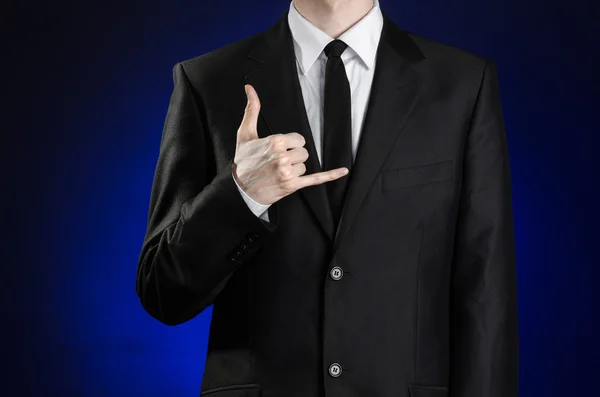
<box><xmin>381</xmin><ymin>160</ymin><xmax>453</xmax><ymax>191</ymax></box>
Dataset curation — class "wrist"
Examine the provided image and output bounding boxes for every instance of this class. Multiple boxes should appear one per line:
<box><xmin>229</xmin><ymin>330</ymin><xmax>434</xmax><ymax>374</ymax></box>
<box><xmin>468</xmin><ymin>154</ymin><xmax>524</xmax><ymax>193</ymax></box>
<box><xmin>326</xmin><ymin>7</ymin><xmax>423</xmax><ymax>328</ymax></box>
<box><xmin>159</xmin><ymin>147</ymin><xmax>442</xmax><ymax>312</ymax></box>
<box><xmin>232</xmin><ymin>162</ymin><xmax>246</xmax><ymax>189</ymax></box>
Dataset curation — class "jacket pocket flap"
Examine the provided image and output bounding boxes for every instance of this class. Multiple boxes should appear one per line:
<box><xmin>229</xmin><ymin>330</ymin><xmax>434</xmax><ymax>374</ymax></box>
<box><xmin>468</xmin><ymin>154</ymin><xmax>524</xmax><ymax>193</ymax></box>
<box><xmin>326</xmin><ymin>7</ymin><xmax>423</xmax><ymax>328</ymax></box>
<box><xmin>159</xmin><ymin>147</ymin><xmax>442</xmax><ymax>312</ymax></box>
<box><xmin>382</xmin><ymin>160</ymin><xmax>453</xmax><ymax>190</ymax></box>
<box><xmin>200</xmin><ymin>383</ymin><xmax>261</xmax><ymax>396</ymax></box>
<box><xmin>408</xmin><ymin>384</ymin><xmax>448</xmax><ymax>397</ymax></box>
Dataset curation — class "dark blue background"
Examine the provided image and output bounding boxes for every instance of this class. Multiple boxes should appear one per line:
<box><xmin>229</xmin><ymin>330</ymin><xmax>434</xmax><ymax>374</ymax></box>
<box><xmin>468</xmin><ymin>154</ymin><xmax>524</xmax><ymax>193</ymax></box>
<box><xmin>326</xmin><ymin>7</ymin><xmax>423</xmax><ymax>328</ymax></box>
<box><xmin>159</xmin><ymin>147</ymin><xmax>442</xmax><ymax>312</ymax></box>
<box><xmin>4</xmin><ymin>0</ymin><xmax>598</xmax><ymax>395</ymax></box>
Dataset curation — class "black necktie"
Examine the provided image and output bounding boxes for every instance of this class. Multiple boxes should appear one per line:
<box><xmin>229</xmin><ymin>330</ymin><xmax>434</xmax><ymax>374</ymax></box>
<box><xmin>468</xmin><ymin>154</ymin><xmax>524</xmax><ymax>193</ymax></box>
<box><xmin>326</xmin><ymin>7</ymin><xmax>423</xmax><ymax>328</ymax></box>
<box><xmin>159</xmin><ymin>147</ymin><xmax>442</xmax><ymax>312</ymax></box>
<box><xmin>322</xmin><ymin>39</ymin><xmax>352</xmax><ymax>229</ymax></box>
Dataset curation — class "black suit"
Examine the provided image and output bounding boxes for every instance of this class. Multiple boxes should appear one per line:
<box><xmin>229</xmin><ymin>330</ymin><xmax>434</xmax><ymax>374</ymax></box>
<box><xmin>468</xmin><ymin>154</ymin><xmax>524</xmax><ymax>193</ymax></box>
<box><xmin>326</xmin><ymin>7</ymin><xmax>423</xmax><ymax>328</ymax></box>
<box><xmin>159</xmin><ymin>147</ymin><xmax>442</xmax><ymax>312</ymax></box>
<box><xmin>136</xmin><ymin>10</ymin><xmax>518</xmax><ymax>397</ymax></box>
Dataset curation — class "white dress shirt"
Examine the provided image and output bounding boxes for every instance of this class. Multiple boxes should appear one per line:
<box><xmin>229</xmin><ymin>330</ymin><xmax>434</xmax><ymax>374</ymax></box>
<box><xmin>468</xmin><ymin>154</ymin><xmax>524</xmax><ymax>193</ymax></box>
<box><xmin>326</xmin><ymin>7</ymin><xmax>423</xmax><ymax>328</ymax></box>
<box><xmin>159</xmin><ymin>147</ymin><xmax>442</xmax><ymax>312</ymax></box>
<box><xmin>233</xmin><ymin>0</ymin><xmax>384</xmax><ymax>223</ymax></box>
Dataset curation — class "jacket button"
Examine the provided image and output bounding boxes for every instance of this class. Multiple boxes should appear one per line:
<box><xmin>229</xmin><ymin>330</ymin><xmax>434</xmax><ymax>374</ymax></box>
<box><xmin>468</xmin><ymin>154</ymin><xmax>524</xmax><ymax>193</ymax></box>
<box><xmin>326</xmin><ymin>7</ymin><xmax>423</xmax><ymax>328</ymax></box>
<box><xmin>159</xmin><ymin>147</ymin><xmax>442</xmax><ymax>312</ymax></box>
<box><xmin>330</xmin><ymin>266</ymin><xmax>343</xmax><ymax>281</ymax></box>
<box><xmin>328</xmin><ymin>363</ymin><xmax>342</xmax><ymax>377</ymax></box>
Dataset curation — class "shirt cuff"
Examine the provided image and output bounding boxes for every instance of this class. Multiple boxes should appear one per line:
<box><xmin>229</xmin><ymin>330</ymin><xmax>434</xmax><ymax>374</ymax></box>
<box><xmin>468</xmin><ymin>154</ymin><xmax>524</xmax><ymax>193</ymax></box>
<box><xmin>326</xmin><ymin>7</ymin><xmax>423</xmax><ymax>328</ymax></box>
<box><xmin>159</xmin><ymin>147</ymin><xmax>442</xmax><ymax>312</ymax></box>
<box><xmin>232</xmin><ymin>171</ymin><xmax>271</xmax><ymax>218</ymax></box>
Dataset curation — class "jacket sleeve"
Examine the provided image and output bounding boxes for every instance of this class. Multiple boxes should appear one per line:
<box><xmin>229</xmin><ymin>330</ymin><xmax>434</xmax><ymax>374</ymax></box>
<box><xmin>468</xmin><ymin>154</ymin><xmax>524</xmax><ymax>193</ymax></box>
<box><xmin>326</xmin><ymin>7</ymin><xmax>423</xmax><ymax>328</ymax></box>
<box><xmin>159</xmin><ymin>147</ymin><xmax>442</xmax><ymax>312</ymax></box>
<box><xmin>136</xmin><ymin>62</ymin><xmax>279</xmax><ymax>326</ymax></box>
<box><xmin>449</xmin><ymin>60</ymin><xmax>519</xmax><ymax>396</ymax></box>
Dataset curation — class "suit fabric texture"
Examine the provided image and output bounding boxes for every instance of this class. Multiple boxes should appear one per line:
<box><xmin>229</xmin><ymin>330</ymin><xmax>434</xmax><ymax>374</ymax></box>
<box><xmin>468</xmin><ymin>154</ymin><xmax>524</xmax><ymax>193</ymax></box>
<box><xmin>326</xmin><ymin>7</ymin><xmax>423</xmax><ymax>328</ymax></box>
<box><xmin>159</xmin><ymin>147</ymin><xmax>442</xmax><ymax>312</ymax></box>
<box><xmin>136</xmin><ymin>9</ymin><xmax>518</xmax><ymax>397</ymax></box>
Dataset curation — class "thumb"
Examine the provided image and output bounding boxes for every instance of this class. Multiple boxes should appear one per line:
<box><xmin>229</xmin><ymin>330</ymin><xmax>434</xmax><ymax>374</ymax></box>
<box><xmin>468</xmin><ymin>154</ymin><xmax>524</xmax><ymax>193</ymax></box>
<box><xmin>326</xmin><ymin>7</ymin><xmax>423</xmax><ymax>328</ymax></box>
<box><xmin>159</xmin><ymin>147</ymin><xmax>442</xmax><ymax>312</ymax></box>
<box><xmin>237</xmin><ymin>84</ymin><xmax>261</xmax><ymax>143</ymax></box>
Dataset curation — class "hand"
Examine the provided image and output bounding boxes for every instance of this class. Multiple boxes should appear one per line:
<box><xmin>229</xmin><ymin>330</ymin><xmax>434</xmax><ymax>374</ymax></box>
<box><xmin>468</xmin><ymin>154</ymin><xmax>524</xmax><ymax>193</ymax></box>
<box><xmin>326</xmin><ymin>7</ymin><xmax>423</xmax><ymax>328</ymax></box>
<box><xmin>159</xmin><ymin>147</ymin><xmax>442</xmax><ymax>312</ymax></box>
<box><xmin>233</xmin><ymin>84</ymin><xmax>349</xmax><ymax>205</ymax></box>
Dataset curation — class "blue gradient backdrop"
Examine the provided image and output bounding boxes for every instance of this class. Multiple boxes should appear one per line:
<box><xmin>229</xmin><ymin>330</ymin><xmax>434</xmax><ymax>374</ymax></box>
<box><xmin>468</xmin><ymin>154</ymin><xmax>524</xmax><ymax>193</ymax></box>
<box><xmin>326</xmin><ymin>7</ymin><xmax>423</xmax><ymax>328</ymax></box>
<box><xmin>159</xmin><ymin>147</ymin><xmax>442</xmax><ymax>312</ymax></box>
<box><xmin>4</xmin><ymin>0</ymin><xmax>599</xmax><ymax>396</ymax></box>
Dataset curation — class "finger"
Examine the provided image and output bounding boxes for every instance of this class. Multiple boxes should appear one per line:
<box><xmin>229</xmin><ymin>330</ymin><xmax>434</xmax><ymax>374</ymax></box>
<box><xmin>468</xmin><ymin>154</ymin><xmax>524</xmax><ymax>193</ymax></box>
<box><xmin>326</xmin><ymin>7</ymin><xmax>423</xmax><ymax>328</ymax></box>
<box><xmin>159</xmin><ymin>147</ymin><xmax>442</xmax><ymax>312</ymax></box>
<box><xmin>238</xmin><ymin>84</ymin><xmax>261</xmax><ymax>143</ymax></box>
<box><xmin>269</xmin><ymin>132</ymin><xmax>306</xmax><ymax>151</ymax></box>
<box><xmin>291</xmin><ymin>162</ymin><xmax>307</xmax><ymax>177</ymax></box>
<box><xmin>294</xmin><ymin>167</ymin><xmax>349</xmax><ymax>189</ymax></box>
<box><xmin>284</xmin><ymin>147</ymin><xmax>309</xmax><ymax>165</ymax></box>
<box><xmin>283</xmin><ymin>132</ymin><xmax>306</xmax><ymax>149</ymax></box>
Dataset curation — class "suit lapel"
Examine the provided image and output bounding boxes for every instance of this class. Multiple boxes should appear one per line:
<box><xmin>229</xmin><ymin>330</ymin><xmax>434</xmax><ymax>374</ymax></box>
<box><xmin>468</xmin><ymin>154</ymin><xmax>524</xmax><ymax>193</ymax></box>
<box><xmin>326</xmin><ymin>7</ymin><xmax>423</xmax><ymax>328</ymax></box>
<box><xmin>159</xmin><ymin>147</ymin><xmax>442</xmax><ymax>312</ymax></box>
<box><xmin>244</xmin><ymin>11</ymin><xmax>425</xmax><ymax>250</ymax></box>
<box><xmin>245</xmin><ymin>13</ymin><xmax>336</xmax><ymax>241</ymax></box>
<box><xmin>331</xmin><ymin>14</ymin><xmax>425</xmax><ymax>253</ymax></box>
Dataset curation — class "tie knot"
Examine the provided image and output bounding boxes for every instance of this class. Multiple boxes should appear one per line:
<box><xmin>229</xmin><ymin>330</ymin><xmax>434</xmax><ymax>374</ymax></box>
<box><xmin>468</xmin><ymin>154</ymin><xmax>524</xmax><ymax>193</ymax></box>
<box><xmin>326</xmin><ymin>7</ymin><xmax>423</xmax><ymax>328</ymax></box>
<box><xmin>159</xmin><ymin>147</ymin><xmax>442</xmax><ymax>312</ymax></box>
<box><xmin>324</xmin><ymin>39</ymin><xmax>348</xmax><ymax>58</ymax></box>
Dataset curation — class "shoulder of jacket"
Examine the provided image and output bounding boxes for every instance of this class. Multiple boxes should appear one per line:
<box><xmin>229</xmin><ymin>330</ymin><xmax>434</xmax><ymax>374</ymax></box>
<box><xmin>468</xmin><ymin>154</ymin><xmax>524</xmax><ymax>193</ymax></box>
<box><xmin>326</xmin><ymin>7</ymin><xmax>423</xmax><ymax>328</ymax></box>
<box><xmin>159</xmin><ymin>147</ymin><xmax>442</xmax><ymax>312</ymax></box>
<box><xmin>174</xmin><ymin>27</ymin><xmax>270</xmax><ymax>84</ymax></box>
<box><xmin>407</xmin><ymin>31</ymin><xmax>490</xmax><ymax>66</ymax></box>
<box><xmin>402</xmin><ymin>30</ymin><xmax>493</xmax><ymax>85</ymax></box>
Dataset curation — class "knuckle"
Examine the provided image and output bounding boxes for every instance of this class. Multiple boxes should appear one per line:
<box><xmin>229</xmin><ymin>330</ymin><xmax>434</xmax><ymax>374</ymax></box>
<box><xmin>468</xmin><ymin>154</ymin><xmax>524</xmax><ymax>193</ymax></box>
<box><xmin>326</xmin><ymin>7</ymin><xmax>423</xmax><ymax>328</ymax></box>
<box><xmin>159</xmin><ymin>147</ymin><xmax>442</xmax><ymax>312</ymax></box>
<box><xmin>271</xmin><ymin>152</ymin><xmax>288</xmax><ymax>164</ymax></box>
<box><xmin>267</xmin><ymin>135</ymin><xmax>286</xmax><ymax>151</ymax></box>
<box><xmin>276</xmin><ymin>155</ymin><xmax>289</xmax><ymax>166</ymax></box>
<box><xmin>276</xmin><ymin>166</ymin><xmax>292</xmax><ymax>180</ymax></box>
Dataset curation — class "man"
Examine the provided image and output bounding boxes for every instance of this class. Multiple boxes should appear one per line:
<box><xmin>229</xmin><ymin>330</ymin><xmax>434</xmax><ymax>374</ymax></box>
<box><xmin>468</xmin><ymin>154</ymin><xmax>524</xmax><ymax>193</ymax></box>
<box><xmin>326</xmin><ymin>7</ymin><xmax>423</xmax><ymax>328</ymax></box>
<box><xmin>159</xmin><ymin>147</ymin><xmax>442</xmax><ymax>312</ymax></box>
<box><xmin>136</xmin><ymin>0</ymin><xmax>518</xmax><ymax>395</ymax></box>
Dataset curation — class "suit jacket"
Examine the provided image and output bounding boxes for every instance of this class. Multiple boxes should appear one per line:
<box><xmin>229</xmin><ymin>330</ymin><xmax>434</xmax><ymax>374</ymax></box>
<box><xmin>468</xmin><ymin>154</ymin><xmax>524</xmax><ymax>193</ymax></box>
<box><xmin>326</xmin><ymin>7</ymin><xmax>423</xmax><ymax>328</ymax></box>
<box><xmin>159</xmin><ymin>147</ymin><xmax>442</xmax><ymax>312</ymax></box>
<box><xmin>136</xmin><ymin>10</ymin><xmax>518</xmax><ymax>397</ymax></box>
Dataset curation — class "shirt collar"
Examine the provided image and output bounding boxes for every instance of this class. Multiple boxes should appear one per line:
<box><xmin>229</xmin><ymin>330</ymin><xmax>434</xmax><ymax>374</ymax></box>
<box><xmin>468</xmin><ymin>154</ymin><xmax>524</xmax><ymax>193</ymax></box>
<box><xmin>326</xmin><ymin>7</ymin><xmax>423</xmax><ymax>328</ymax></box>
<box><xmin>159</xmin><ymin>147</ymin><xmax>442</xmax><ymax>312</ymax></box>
<box><xmin>287</xmin><ymin>0</ymin><xmax>384</xmax><ymax>75</ymax></box>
